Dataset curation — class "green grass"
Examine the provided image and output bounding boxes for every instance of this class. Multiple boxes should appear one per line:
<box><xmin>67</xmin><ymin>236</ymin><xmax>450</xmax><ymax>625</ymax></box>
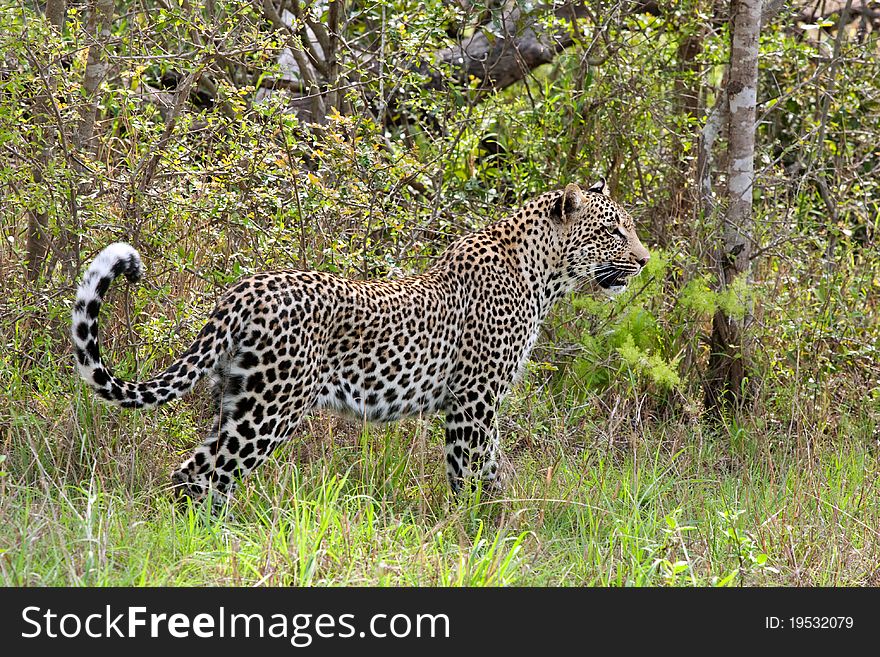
<box><xmin>3</xmin><ymin>364</ymin><xmax>878</xmax><ymax>587</ymax></box>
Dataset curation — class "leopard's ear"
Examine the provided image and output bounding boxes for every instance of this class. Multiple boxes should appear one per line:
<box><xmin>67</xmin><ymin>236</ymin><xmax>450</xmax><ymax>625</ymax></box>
<box><xmin>551</xmin><ymin>183</ymin><xmax>584</xmax><ymax>224</ymax></box>
<box><xmin>587</xmin><ymin>177</ymin><xmax>609</xmax><ymax>197</ymax></box>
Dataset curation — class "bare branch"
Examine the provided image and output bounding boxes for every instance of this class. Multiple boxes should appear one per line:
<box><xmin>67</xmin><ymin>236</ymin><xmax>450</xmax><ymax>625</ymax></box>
<box><xmin>260</xmin><ymin>0</ymin><xmax>327</xmax><ymax>120</ymax></box>
<box><xmin>698</xmin><ymin>89</ymin><xmax>728</xmax><ymax>218</ymax></box>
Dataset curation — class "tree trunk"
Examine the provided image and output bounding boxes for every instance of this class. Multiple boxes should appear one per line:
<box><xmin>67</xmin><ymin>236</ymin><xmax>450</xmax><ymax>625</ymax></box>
<box><xmin>325</xmin><ymin>0</ymin><xmax>341</xmax><ymax>112</ymax></box>
<box><xmin>77</xmin><ymin>0</ymin><xmax>114</xmax><ymax>152</ymax></box>
<box><xmin>659</xmin><ymin>27</ymin><xmax>703</xmax><ymax>245</ymax></box>
<box><xmin>45</xmin><ymin>0</ymin><xmax>66</xmax><ymax>30</ymax></box>
<box><xmin>26</xmin><ymin>0</ymin><xmax>68</xmax><ymax>282</ymax></box>
<box><xmin>705</xmin><ymin>0</ymin><xmax>762</xmax><ymax>414</ymax></box>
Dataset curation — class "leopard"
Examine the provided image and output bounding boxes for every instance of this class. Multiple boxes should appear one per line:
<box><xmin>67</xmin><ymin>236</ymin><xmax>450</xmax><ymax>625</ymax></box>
<box><xmin>71</xmin><ymin>179</ymin><xmax>650</xmax><ymax>509</ymax></box>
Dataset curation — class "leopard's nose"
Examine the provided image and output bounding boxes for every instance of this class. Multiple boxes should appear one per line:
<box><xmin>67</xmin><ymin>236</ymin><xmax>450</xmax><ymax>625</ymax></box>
<box><xmin>636</xmin><ymin>254</ymin><xmax>649</xmax><ymax>267</ymax></box>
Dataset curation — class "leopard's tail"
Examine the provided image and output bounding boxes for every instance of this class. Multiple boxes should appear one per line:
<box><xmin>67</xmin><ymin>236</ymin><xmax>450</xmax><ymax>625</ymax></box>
<box><xmin>72</xmin><ymin>243</ymin><xmax>221</xmax><ymax>409</ymax></box>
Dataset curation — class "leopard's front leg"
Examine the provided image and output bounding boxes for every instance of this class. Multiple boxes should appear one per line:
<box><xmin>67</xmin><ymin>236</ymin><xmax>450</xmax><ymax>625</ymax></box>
<box><xmin>443</xmin><ymin>387</ymin><xmax>503</xmax><ymax>495</ymax></box>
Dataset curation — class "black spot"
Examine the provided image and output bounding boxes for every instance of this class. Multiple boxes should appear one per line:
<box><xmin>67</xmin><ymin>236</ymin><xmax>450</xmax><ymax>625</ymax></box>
<box><xmin>92</xmin><ymin>369</ymin><xmax>108</xmax><ymax>386</ymax></box>
<box><xmin>233</xmin><ymin>396</ymin><xmax>256</xmax><ymax>421</ymax></box>
<box><xmin>238</xmin><ymin>421</ymin><xmax>256</xmax><ymax>441</ymax></box>
<box><xmin>227</xmin><ymin>375</ymin><xmax>244</xmax><ymax>396</ymax></box>
<box><xmin>111</xmin><ymin>258</ymin><xmax>128</xmax><ymax>277</ymax></box>
<box><xmin>76</xmin><ymin>322</ymin><xmax>89</xmax><ymax>341</ymax></box>
<box><xmin>246</xmin><ymin>372</ymin><xmax>265</xmax><ymax>393</ymax></box>
<box><xmin>124</xmin><ymin>256</ymin><xmax>141</xmax><ymax>283</ymax></box>
<box><xmin>86</xmin><ymin>300</ymin><xmax>100</xmax><ymax>319</ymax></box>
<box><xmin>239</xmin><ymin>351</ymin><xmax>259</xmax><ymax>369</ymax></box>
<box><xmin>96</xmin><ymin>275</ymin><xmax>112</xmax><ymax>298</ymax></box>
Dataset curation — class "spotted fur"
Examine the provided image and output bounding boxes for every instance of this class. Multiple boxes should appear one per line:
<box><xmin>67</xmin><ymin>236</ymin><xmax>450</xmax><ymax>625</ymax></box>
<box><xmin>72</xmin><ymin>181</ymin><xmax>649</xmax><ymax>508</ymax></box>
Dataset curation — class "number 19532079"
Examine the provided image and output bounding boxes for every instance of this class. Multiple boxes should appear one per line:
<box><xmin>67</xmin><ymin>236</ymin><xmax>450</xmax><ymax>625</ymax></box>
<box><xmin>765</xmin><ymin>616</ymin><xmax>854</xmax><ymax>630</ymax></box>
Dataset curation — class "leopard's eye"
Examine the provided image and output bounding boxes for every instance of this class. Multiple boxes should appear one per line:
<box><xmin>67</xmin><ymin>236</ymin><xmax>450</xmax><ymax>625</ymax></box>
<box><xmin>607</xmin><ymin>226</ymin><xmax>627</xmax><ymax>240</ymax></box>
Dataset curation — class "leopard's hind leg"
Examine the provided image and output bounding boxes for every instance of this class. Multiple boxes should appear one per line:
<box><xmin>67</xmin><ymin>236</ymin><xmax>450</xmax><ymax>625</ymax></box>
<box><xmin>171</xmin><ymin>334</ymin><xmax>323</xmax><ymax>511</ymax></box>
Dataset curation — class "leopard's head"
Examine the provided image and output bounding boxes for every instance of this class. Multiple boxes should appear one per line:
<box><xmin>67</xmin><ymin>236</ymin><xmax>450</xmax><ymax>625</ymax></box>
<box><xmin>551</xmin><ymin>180</ymin><xmax>650</xmax><ymax>296</ymax></box>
